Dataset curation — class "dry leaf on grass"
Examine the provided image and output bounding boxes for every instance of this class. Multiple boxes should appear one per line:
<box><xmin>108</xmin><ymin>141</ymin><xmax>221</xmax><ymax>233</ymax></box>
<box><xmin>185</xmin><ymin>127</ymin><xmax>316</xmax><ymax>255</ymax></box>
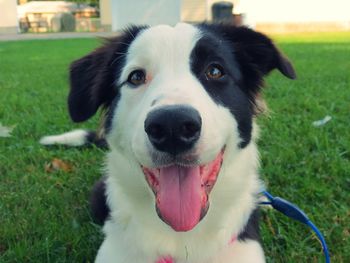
<box><xmin>0</xmin><ymin>123</ymin><xmax>15</xmax><ymax>137</ymax></box>
<box><xmin>45</xmin><ymin>158</ymin><xmax>73</xmax><ymax>173</ymax></box>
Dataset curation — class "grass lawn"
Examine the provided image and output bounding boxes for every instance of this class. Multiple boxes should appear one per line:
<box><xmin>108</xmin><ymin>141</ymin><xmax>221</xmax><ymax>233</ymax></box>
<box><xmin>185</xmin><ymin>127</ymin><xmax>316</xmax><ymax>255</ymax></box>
<box><xmin>0</xmin><ymin>32</ymin><xmax>349</xmax><ymax>262</ymax></box>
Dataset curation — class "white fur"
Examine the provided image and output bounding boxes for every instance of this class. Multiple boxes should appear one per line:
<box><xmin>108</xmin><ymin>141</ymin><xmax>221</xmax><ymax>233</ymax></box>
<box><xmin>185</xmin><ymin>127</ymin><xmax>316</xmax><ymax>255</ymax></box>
<box><xmin>96</xmin><ymin>143</ymin><xmax>263</xmax><ymax>263</ymax></box>
<box><xmin>95</xmin><ymin>23</ymin><xmax>265</xmax><ymax>262</ymax></box>
<box><xmin>215</xmin><ymin>240</ymin><xmax>265</xmax><ymax>263</ymax></box>
<box><xmin>39</xmin><ymin>129</ymin><xmax>88</xmax><ymax>146</ymax></box>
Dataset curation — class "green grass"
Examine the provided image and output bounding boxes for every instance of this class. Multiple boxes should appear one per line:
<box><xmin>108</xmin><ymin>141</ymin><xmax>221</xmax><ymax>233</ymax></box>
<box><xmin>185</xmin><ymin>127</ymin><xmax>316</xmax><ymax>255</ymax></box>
<box><xmin>0</xmin><ymin>32</ymin><xmax>349</xmax><ymax>262</ymax></box>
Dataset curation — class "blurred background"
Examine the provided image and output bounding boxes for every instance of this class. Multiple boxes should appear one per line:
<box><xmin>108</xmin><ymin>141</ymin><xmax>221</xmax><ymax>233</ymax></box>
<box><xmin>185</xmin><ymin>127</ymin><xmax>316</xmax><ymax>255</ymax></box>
<box><xmin>1</xmin><ymin>1</ymin><xmax>349</xmax><ymax>262</ymax></box>
<box><xmin>1</xmin><ymin>0</ymin><xmax>350</xmax><ymax>35</ymax></box>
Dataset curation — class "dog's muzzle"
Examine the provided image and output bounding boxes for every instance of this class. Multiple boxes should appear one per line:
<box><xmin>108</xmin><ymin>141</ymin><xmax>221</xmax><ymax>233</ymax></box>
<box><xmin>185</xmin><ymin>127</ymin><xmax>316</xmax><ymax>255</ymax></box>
<box><xmin>144</xmin><ymin>105</ymin><xmax>201</xmax><ymax>156</ymax></box>
<box><xmin>142</xmin><ymin>105</ymin><xmax>224</xmax><ymax>232</ymax></box>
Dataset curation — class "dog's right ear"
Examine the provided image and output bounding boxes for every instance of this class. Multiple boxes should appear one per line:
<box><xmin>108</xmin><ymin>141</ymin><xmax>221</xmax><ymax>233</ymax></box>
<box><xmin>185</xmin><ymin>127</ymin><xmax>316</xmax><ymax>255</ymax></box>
<box><xmin>68</xmin><ymin>26</ymin><xmax>147</xmax><ymax>122</ymax></box>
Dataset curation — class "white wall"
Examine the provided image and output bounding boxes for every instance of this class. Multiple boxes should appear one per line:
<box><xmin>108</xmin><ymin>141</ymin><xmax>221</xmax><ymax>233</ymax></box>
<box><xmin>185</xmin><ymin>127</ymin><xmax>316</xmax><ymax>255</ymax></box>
<box><xmin>182</xmin><ymin>0</ymin><xmax>207</xmax><ymax>22</ymax></box>
<box><xmin>0</xmin><ymin>0</ymin><xmax>18</xmax><ymax>33</ymax></box>
<box><xmin>100</xmin><ymin>0</ymin><xmax>112</xmax><ymax>30</ymax></box>
<box><xmin>111</xmin><ymin>0</ymin><xmax>181</xmax><ymax>31</ymax></box>
<box><xmin>239</xmin><ymin>0</ymin><xmax>350</xmax><ymax>25</ymax></box>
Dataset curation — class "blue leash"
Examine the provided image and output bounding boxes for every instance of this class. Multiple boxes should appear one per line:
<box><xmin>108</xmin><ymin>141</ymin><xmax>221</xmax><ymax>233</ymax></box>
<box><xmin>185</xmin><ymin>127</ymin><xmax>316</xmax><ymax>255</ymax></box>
<box><xmin>260</xmin><ymin>190</ymin><xmax>330</xmax><ymax>263</ymax></box>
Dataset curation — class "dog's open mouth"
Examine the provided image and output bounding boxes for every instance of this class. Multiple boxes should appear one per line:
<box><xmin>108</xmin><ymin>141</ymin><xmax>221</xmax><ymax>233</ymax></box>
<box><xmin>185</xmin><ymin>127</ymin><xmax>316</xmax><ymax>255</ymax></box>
<box><xmin>142</xmin><ymin>150</ymin><xmax>224</xmax><ymax>232</ymax></box>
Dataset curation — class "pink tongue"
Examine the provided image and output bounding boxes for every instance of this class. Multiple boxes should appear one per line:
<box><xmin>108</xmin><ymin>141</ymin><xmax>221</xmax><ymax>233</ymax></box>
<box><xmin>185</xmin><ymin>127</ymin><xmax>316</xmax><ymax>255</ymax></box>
<box><xmin>158</xmin><ymin>165</ymin><xmax>202</xmax><ymax>232</ymax></box>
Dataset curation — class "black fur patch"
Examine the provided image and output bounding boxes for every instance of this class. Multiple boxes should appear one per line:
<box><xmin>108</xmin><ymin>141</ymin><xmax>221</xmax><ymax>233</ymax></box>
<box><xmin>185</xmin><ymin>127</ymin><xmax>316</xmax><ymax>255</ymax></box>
<box><xmin>90</xmin><ymin>177</ymin><xmax>110</xmax><ymax>225</ymax></box>
<box><xmin>86</xmin><ymin>131</ymin><xmax>108</xmax><ymax>149</ymax></box>
<box><xmin>238</xmin><ymin>208</ymin><xmax>261</xmax><ymax>242</ymax></box>
<box><xmin>191</xmin><ymin>24</ymin><xmax>296</xmax><ymax>148</ymax></box>
<box><xmin>68</xmin><ymin>25</ymin><xmax>148</xmax><ymax>123</ymax></box>
<box><xmin>190</xmin><ymin>32</ymin><xmax>253</xmax><ymax>148</ymax></box>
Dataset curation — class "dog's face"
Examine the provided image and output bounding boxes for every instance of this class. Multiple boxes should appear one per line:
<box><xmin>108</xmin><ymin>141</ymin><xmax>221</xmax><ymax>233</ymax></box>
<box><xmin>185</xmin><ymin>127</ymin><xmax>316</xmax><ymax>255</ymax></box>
<box><xmin>68</xmin><ymin>23</ymin><xmax>295</xmax><ymax>232</ymax></box>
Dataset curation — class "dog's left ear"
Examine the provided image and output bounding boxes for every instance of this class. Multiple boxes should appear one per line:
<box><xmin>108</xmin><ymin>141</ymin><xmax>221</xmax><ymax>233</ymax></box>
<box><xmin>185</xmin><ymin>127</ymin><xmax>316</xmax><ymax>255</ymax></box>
<box><xmin>223</xmin><ymin>26</ymin><xmax>296</xmax><ymax>80</ymax></box>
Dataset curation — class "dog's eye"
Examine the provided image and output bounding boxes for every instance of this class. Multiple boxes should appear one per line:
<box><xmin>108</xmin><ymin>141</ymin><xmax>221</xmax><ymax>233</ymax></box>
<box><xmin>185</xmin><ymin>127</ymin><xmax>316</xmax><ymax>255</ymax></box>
<box><xmin>205</xmin><ymin>64</ymin><xmax>225</xmax><ymax>80</ymax></box>
<box><xmin>127</xmin><ymin>70</ymin><xmax>146</xmax><ymax>86</ymax></box>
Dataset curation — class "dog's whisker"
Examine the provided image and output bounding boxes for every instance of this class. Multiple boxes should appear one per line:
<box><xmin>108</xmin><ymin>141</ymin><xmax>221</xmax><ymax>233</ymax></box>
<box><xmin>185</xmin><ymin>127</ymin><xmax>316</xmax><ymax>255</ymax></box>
<box><xmin>118</xmin><ymin>42</ymin><xmax>131</xmax><ymax>46</ymax></box>
<box><xmin>114</xmin><ymin>51</ymin><xmax>127</xmax><ymax>55</ymax></box>
<box><xmin>125</xmin><ymin>27</ymin><xmax>136</xmax><ymax>39</ymax></box>
<box><xmin>110</xmin><ymin>55</ymin><xmax>127</xmax><ymax>66</ymax></box>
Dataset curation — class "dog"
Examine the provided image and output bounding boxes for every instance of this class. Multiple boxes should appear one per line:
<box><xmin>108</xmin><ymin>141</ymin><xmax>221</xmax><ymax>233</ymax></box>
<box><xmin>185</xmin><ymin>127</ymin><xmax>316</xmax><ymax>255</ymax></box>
<box><xmin>40</xmin><ymin>23</ymin><xmax>296</xmax><ymax>262</ymax></box>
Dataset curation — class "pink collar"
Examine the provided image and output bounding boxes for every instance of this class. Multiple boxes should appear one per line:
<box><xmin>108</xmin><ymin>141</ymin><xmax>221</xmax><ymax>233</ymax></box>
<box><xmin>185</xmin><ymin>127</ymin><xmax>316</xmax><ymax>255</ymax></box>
<box><xmin>156</xmin><ymin>235</ymin><xmax>237</xmax><ymax>263</ymax></box>
<box><xmin>156</xmin><ymin>257</ymin><xmax>174</xmax><ymax>263</ymax></box>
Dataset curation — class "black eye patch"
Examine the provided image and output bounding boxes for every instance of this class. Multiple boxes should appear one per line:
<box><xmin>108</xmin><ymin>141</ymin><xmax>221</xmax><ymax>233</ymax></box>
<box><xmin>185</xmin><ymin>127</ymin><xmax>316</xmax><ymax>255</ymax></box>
<box><xmin>190</xmin><ymin>32</ymin><xmax>253</xmax><ymax>148</ymax></box>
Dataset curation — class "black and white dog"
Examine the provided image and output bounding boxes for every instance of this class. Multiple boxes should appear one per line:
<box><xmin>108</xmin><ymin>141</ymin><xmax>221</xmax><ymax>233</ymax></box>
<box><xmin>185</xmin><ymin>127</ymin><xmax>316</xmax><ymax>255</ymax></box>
<box><xmin>41</xmin><ymin>23</ymin><xmax>295</xmax><ymax>262</ymax></box>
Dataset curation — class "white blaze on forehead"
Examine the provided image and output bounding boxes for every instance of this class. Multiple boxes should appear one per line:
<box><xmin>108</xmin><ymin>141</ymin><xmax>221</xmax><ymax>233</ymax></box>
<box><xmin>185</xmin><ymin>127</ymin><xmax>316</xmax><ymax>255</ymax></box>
<box><xmin>111</xmin><ymin>22</ymin><xmax>238</xmax><ymax>168</ymax></box>
<box><xmin>119</xmin><ymin>23</ymin><xmax>201</xmax><ymax>83</ymax></box>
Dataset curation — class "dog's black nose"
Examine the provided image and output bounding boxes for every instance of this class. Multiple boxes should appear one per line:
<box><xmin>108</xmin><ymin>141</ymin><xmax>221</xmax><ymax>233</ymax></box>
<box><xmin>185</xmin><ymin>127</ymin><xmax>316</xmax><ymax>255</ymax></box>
<box><xmin>144</xmin><ymin>105</ymin><xmax>202</xmax><ymax>155</ymax></box>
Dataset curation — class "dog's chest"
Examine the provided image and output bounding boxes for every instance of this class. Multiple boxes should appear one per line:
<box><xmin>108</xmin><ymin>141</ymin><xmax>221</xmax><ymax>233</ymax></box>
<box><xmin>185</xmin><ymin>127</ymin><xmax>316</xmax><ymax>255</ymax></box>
<box><xmin>153</xmin><ymin>239</ymin><xmax>265</xmax><ymax>263</ymax></box>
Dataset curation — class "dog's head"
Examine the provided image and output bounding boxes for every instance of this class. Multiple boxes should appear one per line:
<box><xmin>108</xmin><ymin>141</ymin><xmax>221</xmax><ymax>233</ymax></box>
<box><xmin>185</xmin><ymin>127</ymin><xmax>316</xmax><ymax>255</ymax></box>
<box><xmin>69</xmin><ymin>23</ymin><xmax>295</xmax><ymax>232</ymax></box>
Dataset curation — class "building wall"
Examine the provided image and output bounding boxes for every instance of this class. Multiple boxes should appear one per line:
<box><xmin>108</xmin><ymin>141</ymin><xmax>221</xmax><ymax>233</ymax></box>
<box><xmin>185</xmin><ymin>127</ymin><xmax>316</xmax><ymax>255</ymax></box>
<box><xmin>181</xmin><ymin>0</ymin><xmax>207</xmax><ymax>22</ymax></box>
<box><xmin>240</xmin><ymin>0</ymin><xmax>350</xmax><ymax>31</ymax></box>
<box><xmin>100</xmin><ymin>0</ymin><xmax>112</xmax><ymax>31</ymax></box>
<box><xmin>111</xmin><ymin>0</ymin><xmax>180</xmax><ymax>31</ymax></box>
<box><xmin>242</xmin><ymin>0</ymin><xmax>350</xmax><ymax>23</ymax></box>
<box><xmin>105</xmin><ymin>0</ymin><xmax>238</xmax><ymax>30</ymax></box>
<box><xmin>0</xmin><ymin>0</ymin><xmax>18</xmax><ymax>34</ymax></box>
<box><xmin>105</xmin><ymin>0</ymin><xmax>350</xmax><ymax>33</ymax></box>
